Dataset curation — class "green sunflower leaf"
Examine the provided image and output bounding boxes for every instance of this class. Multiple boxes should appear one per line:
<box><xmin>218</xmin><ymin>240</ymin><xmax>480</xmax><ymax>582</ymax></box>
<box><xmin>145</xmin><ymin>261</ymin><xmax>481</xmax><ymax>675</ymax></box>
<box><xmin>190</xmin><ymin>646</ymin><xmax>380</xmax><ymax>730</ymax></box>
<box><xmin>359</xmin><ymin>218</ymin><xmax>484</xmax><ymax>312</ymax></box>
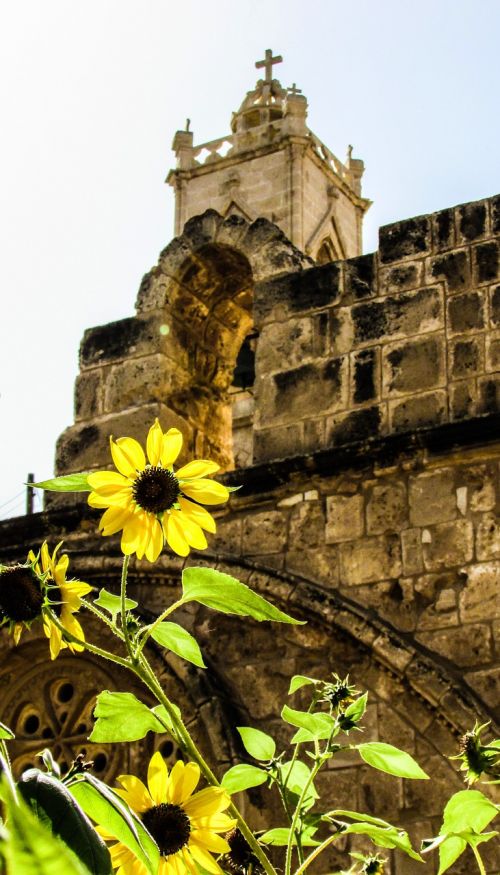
<box><xmin>89</xmin><ymin>691</ymin><xmax>174</xmax><ymax>742</ymax></box>
<box><xmin>341</xmin><ymin>821</ymin><xmax>423</xmax><ymax>861</ymax></box>
<box><xmin>432</xmin><ymin>789</ymin><xmax>500</xmax><ymax>874</ymax></box>
<box><xmin>0</xmin><ymin>720</ymin><xmax>14</xmax><ymax>740</ymax></box>
<box><xmin>221</xmin><ymin>764</ymin><xmax>268</xmax><ymax>794</ymax></box>
<box><xmin>237</xmin><ymin>727</ymin><xmax>276</xmax><ymax>761</ymax></box>
<box><xmin>281</xmin><ymin>705</ymin><xmax>335</xmax><ymax>741</ymax></box>
<box><xmin>181</xmin><ymin>567</ymin><xmax>303</xmax><ymax>624</ymax></box>
<box><xmin>357</xmin><ymin>742</ymin><xmax>429</xmax><ymax>780</ymax></box>
<box><xmin>259</xmin><ymin>827</ymin><xmax>320</xmax><ymax>847</ymax></box>
<box><xmin>288</xmin><ymin>675</ymin><xmax>318</xmax><ymax>695</ymax></box>
<box><xmin>0</xmin><ymin>776</ymin><xmax>93</xmax><ymax>875</ymax></box>
<box><xmin>32</xmin><ymin>473</ymin><xmax>91</xmax><ymax>492</ymax></box>
<box><xmin>69</xmin><ymin>774</ymin><xmax>159</xmax><ymax>875</ymax></box>
<box><xmin>149</xmin><ymin>622</ymin><xmax>205</xmax><ymax>668</ymax></box>
<box><xmin>93</xmin><ymin>589</ymin><xmax>138</xmax><ymax>620</ymax></box>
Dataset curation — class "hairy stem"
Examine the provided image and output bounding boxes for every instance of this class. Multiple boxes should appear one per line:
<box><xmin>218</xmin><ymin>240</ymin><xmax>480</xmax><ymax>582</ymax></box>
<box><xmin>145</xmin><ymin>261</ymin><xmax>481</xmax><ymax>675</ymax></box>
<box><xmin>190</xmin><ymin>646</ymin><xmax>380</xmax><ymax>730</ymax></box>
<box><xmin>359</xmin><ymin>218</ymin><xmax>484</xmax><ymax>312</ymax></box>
<box><xmin>135</xmin><ymin>597</ymin><xmax>186</xmax><ymax>658</ymax></box>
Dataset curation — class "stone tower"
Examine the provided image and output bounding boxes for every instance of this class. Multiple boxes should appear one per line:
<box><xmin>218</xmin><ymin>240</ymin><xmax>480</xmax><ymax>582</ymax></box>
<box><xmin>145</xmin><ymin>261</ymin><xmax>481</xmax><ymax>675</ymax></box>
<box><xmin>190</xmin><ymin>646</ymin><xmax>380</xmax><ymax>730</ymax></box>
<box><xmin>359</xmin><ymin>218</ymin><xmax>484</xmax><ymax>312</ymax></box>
<box><xmin>167</xmin><ymin>50</ymin><xmax>371</xmax><ymax>261</ymax></box>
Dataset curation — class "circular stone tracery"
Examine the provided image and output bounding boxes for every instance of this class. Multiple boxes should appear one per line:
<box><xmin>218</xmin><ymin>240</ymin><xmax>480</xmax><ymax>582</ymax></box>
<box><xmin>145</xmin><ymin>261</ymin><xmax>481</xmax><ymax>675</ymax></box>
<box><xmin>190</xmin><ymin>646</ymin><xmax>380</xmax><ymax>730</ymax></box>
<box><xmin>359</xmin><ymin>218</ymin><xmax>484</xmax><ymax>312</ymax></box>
<box><xmin>0</xmin><ymin>642</ymin><xmax>182</xmax><ymax>781</ymax></box>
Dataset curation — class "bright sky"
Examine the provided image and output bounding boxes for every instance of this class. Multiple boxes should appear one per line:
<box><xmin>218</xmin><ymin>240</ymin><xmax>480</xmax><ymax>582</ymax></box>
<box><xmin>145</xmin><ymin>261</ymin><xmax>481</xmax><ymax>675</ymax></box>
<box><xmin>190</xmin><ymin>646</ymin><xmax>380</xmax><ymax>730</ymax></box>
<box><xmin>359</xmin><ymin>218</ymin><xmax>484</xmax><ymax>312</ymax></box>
<box><xmin>1</xmin><ymin>0</ymin><xmax>499</xmax><ymax>519</ymax></box>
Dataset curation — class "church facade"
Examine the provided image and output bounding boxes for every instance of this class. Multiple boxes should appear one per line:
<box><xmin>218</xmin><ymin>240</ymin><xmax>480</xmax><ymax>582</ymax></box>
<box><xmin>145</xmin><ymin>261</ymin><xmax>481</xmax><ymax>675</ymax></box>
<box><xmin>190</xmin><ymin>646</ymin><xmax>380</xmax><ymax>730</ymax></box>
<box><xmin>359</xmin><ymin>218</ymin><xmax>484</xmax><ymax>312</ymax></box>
<box><xmin>1</xmin><ymin>53</ymin><xmax>499</xmax><ymax>873</ymax></box>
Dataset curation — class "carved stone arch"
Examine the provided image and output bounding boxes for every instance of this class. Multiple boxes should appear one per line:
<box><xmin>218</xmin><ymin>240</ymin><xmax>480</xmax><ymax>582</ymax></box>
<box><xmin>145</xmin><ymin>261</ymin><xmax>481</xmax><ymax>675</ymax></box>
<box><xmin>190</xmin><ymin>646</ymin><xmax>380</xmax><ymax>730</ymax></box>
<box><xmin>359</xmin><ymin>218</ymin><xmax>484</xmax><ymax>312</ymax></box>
<box><xmin>315</xmin><ymin>236</ymin><xmax>338</xmax><ymax>264</ymax></box>
<box><xmin>135</xmin><ymin>211</ymin><xmax>311</xmax><ymax>470</ymax></box>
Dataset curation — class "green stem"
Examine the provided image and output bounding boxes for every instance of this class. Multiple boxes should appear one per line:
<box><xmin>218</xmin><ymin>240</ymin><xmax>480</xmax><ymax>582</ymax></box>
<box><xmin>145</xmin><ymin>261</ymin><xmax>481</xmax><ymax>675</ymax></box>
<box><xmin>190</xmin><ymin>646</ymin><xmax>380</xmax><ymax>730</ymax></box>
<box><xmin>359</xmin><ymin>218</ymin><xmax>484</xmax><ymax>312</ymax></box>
<box><xmin>293</xmin><ymin>833</ymin><xmax>339</xmax><ymax>875</ymax></box>
<box><xmin>81</xmin><ymin>599</ymin><xmax>126</xmax><ymax>640</ymax></box>
<box><xmin>284</xmin><ymin>758</ymin><xmax>322</xmax><ymax>875</ymax></box>
<box><xmin>471</xmin><ymin>843</ymin><xmax>487</xmax><ymax>875</ymax></box>
<box><xmin>120</xmin><ymin>555</ymin><xmax>133</xmax><ymax>659</ymax></box>
<box><xmin>135</xmin><ymin>597</ymin><xmax>186</xmax><ymax>658</ymax></box>
<box><xmin>0</xmin><ymin>741</ymin><xmax>11</xmax><ymax>776</ymax></box>
<box><xmin>134</xmin><ymin>654</ymin><xmax>277</xmax><ymax>875</ymax></box>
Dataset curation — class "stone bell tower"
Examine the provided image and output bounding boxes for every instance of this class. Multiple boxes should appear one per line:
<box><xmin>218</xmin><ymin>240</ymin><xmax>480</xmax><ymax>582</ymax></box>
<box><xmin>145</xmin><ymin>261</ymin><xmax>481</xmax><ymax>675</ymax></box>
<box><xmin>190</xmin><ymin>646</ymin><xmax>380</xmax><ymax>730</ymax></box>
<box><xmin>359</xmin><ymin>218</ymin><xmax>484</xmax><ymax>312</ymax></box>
<box><xmin>167</xmin><ymin>50</ymin><xmax>371</xmax><ymax>261</ymax></box>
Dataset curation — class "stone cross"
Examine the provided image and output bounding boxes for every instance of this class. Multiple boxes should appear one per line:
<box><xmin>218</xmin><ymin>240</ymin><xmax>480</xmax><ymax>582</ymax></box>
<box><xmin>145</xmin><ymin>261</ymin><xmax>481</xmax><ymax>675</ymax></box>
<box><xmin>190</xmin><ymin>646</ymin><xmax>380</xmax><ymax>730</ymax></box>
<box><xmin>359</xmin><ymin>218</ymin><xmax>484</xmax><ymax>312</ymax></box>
<box><xmin>288</xmin><ymin>83</ymin><xmax>302</xmax><ymax>95</ymax></box>
<box><xmin>255</xmin><ymin>49</ymin><xmax>283</xmax><ymax>83</ymax></box>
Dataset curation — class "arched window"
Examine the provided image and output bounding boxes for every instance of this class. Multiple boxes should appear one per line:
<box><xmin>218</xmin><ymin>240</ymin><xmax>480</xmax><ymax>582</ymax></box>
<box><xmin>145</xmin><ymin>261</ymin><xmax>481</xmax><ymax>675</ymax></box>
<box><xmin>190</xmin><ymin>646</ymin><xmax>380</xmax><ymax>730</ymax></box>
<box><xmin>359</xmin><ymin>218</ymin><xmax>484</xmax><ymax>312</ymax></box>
<box><xmin>316</xmin><ymin>238</ymin><xmax>337</xmax><ymax>264</ymax></box>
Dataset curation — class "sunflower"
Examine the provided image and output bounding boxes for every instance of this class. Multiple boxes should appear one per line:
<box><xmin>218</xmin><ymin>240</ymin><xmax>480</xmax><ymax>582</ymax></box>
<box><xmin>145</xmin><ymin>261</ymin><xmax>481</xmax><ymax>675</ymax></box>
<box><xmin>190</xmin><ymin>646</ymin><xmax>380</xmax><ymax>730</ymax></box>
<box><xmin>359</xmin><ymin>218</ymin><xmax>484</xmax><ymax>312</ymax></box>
<box><xmin>87</xmin><ymin>419</ymin><xmax>230</xmax><ymax>562</ymax></box>
<box><xmin>0</xmin><ymin>554</ymin><xmax>45</xmax><ymax>645</ymax></box>
<box><xmin>29</xmin><ymin>541</ymin><xmax>92</xmax><ymax>660</ymax></box>
<box><xmin>98</xmin><ymin>752</ymin><xmax>236</xmax><ymax>875</ymax></box>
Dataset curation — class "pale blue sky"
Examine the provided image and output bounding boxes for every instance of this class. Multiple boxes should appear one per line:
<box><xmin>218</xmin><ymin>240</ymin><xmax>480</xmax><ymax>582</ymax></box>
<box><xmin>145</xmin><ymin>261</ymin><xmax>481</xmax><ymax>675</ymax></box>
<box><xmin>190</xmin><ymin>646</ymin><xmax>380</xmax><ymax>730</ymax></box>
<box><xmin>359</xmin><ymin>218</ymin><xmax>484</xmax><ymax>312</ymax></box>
<box><xmin>1</xmin><ymin>0</ymin><xmax>499</xmax><ymax>517</ymax></box>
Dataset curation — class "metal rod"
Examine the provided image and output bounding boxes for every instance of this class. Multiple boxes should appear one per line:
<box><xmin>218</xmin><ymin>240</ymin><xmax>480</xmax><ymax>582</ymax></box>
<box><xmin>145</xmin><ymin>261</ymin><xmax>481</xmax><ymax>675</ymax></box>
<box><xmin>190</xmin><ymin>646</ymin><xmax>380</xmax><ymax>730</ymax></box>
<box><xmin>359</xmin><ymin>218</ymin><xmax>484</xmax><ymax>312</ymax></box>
<box><xmin>26</xmin><ymin>473</ymin><xmax>35</xmax><ymax>515</ymax></box>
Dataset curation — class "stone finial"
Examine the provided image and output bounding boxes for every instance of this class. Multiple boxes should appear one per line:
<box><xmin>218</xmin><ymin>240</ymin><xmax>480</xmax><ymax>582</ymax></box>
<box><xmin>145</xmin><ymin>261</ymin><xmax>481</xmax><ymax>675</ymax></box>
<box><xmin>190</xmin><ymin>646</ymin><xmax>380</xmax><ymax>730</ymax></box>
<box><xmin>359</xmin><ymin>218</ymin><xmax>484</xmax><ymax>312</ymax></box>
<box><xmin>172</xmin><ymin>129</ymin><xmax>194</xmax><ymax>169</ymax></box>
<box><xmin>255</xmin><ymin>49</ymin><xmax>283</xmax><ymax>83</ymax></box>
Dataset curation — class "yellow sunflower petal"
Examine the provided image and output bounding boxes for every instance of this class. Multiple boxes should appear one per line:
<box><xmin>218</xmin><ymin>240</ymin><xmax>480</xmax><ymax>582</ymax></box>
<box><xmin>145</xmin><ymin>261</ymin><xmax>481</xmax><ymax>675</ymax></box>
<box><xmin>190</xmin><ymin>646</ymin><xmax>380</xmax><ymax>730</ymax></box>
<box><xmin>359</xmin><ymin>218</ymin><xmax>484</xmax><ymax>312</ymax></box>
<box><xmin>44</xmin><ymin>618</ymin><xmax>63</xmax><ymax>660</ymax></box>
<box><xmin>121</xmin><ymin>514</ymin><xmax>148</xmax><ymax>558</ymax></box>
<box><xmin>161</xmin><ymin>428</ymin><xmax>183</xmax><ymax>467</ymax></box>
<box><xmin>168</xmin><ymin>761</ymin><xmax>200</xmax><ymax>805</ymax></box>
<box><xmin>180</xmin><ymin>479</ymin><xmax>229</xmax><ymax>506</ymax></box>
<box><xmin>181</xmin><ymin>848</ymin><xmax>200</xmax><ymax>875</ymax></box>
<box><xmin>178</xmin><ymin>498</ymin><xmax>216</xmax><ymax>534</ymax></box>
<box><xmin>193</xmin><ymin>813</ymin><xmax>237</xmax><ymax>832</ymax></box>
<box><xmin>188</xmin><ymin>843</ymin><xmax>222</xmax><ymax>874</ymax></box>
<box><xmin>146</xmin><ymin>419</ymin><xmax>164</xmax><ymax>466</ymax></box>
<box><xmin>12</xmin><ymin>623</ymin><xmax>23</xmax><ymax>645</ymax></box>
<box><xmin>176</xmin><ymin>460</ymin><xmax>220</xmax><ymax>480</ymax></box>
<box><xmin>88</xmin><ymin>471</ymin><xmax>130</xmax><ymax>490</ymax></box>
<box><xmin>145</xmin><ymin>517</ymin><xmax>164</xmax><ymax>563</ymax></box>
<box><xmin>115</xmin><ymin>775</ymin><xmax>152</xmax><ymax>812</ymax></box>
<box><xmin>111</xmin><ymin>436</ymin><xmax>146</xmax><ymax>478</ymax></box>
<box><xmin>40</xmin><ymin>541</ymin><xmax>50</xmax><ymax>573</ymax></box>
<box><xmin>88</xmin><ymin>488</ymin><xmax>132</xmax><ymax>509</ymax></box>
<box><xmin>191</xmin><ymin>831</ymin><xmax>231</xmax><ymax>854</ymax></box>
<box><xmin>184</xmin><ymin>787</ymin><xmax>231</xmax><ymax>819</ymax></box>
<box><xmin>162</xmin><ymin>513</ymin><xmax>190</xmax><ymax>557</ymax></box>
<box><xmin>170</xmin><ymin>511</ymin><xmax>207</xmax><ymax>551</ymax></box>
<box><xmin>61</xmin><ymin>579</ymin><xmax>92</xmax><ymax>599</ymax></box>
<box><xmin>99</xmin><ymin>505</ymin><xmax>135</xmax><ymax>536</ymax></box>
<box><xmin>147</xmin><ymin>751</ymin><xmax>169</xmax><ymax>805</ymax></box>
<box><xmin>61</xmin><ymin>612</ymin><xmax>85</xmax><ymax>652</ymax></box>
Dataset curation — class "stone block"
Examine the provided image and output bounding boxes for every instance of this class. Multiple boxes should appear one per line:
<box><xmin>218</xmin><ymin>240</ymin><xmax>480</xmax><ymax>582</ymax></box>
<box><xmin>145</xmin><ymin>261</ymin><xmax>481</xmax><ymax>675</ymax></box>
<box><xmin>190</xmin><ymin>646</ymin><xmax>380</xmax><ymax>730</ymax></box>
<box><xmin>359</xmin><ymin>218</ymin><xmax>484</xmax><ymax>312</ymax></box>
<box><xmin>379</xmin><ymin>261</ymin><xmax>423</xmax><ymax>294</ymax></box>
<box><xmin>339</xmin><ymin>534</ymin><xmax>402</xmax><ymax>585</ymax></box>
<box><xmin>286</xmin><ymin>545</ymin><xmax>339</xmax><ymax>587</ymax></box>
<box><xmin>416</xmin><ymin>572</ymin><xmax>459</xmax><ymax>630</ymax></box>
<box><xmin>459</xmin><ymin>562</ymin><xmax>500</xmax><ymax>622</ymax></box>
<box><xmin>290</xmin><ymin>500</ymin><xmax>326</xmax><ymax>550</ymax></box>
<box><xmin>450</xmin><ymin>379</ymin><xmax>477</xmax><ymax>421</ymax></box>
<box><xmin>476</xmin><ymin>514</ymin><xmax>500</xmax><ymax>560</ymax></box>
<box><xmin>489</xmin><ymin>284</ymin><xmax>500</xmax><ymax>327</ymax></box>
<box><xmin>491</xmin><ymin>194</ymin><xmax>500</xmax><ymax>234</ymax></box>
<box><xmin>213</xmin><ymin>517</ymin><xmax>242</xmax><ymax>556</ymax></box>
<box><xmin>325</xmin><ymin>494</ymin><xmax>364</xmax><ymax>543</ymax></box>
<box><xmin>252</xmin><ymin>423</ymin><xmax>302</xmax><ymax>463</ymax></box>
<box><xmin>417</xmin><ymin>624</ymin><xmax>492</xmax><ymax>668</ymax></box>
<box><xmin>429</xmin><ymin>249</ymin><xmax>471</xmax><ymax>293</ymax></box>
<box><xmin>343</xmin><ymin>253</ymin><xmax>375</xmax><ymax>300</ymax></box>
<box><xmin>422</xmin><ymin>520</ymin><xmax>474</xmax><ymax>571</ymax></box>
<box><xmin>242</xmin><ymin>509</ymin><xmax>287</xmax><ymax>554</ymax></box>
<box><xmin>352</xmin><ymin>286</ymin><xmax>443</xmax><ymax>345</ymax></box>
<box><xmin>80</xmin><ymin>317</ymin><xmax>148</xmax><ymax>368</ymax></box>
<box><xmin>103</xmin><ymin>354</ymin><xmax>182</xmax><ymax>413</ymax></box>
<box><xmin>259</xmin><ymin>358</ymin><xmax>348</xmax><ymax>425</ymax></box>
<box><xmin>447</xmin><ymin>291</ymin><xmax>485</xmax><ymax>334</ymax></box>
<box><xmin>401</xmin><ymin>528</ymin><xmax>424</xmax><ymax>574</ymax></box>
<box><xmin>478</xmin><ymin>375</ymin><xmax>500</xmax><ymax>414</ymax></box>
<box><xmin>473</xmin><ymin>241</ymin><xmax>499</xmax><ymax>284</ymax></box>
<box><xmin>379</xmin><ymin>214</ymin><xmax>431</xmax><ymax>264</ymax></box>
<box><xmin>390</xmin><ymin>390</ymin><xmax>446</xmax><ymax>433</ymax></box>
<box><xmin>485</xmin><ymin>331</ymin><xmax>500</xmax><ymax>373</ymax></box>
<box><xmin>383</xmin><ymin>336</ymin><xmax>444</xmax><ymax>397</ymax></box>
<box><xmin>74</xmin><ymin>370</ymin><xmax>103</xmax><ymax>421</ymax></box>
<box><xmin>255</xmin><ymin>316</ymin><xmax>314</xmax><ymax>376</ymax></box>
<box><xmin>326</xmin><ymin>404</ymin><xmax>386</xmax><ymax>447</ymax></box>
<box><xmin>351</xmin><ymin>347</ymin><xmax>379</xmax><ymax>404</ymax></box>
<box><xmin>449</xmin><ymin>336</ymin><xmax>484</xmax><ymax>379</ymax></box>
<box><xmin>329</xmin><ymin>307</ymin><xmax>354</xmax><ymax>356</ymax></box>
<box><xmin>432</xmin><ymin>207</ymin><xmax>455</xmax><ymax>251</ymax></box>
<box><xmin>468</xmin><ymin>466</ymin><xmax>497</xmax><ymax>512</ymax></box>
<box><xmin>253</xmin><ymin>261</ymin><xmax>341</xmax><ymax>325</ymax></box>
<box><xmin>366</xmin><ymin>482</ymin><xmax>408</xmax><ymax>534</ymax></box>
<box><xmin>457</xmin><ymin>200</ymin><xmax>488</xmax><ymax>242</ymax></box>
<box><xmin>465</xmin><ymin>666</ymin><xmax>500</xmax><ymax>711</ymax></box>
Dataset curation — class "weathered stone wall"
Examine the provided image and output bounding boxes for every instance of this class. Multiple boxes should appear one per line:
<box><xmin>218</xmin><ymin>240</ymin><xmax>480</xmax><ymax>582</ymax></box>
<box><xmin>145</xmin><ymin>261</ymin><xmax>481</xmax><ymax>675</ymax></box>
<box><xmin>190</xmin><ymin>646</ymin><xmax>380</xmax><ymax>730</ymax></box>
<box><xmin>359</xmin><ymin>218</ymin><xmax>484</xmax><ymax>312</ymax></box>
<box><xmin>253</xmin><ymin>194</ymin><xmax>500</xmax><ymax>463</ymax></box>
<box><xmin>1</xmin><ymin>194</ymin><xmax>499</xmax><ymax>873</ymax></box>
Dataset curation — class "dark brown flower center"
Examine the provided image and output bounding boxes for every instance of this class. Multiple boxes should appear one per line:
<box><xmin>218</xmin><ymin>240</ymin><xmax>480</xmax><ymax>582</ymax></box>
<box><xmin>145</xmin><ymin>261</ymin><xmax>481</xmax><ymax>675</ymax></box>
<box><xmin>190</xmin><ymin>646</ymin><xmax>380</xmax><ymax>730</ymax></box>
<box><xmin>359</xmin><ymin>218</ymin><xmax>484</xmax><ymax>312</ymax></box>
<box><xmin>132</xmin><ymin>467</ymin><xmax>179</xmax><ymax>514</ymax></box>
<box><xmin>0</xmin><ymin>566</ymin><xmax>43</xmax><ymax>623</ymax></box>
<box><xmin>222</xmin><ymin>828</ymin><xmax>260</xmax><ymax>874</ymax></box>
<box><xmin>142</xmin><ymin>803</ymin><xmax>191</xmax><ymax>856</ymax></box>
